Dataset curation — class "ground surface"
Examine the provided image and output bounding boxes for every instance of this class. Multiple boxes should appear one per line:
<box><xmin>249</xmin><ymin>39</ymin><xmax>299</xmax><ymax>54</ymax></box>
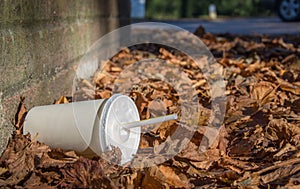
<box><xmin>0</xmin><ymin>26</ymin><xmax>300</xmax><ymax>188</ymax></box>
<box><xmin>134</xmin><ymin>17</ymin><xmax>300</xmax><ymax>34</ymax></box>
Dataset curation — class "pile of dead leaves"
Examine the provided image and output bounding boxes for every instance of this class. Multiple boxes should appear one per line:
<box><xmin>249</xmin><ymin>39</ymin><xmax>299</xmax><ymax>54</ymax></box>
<box><xmin>1</xmin><ymin>26</ymin><xmax>300</xmax><ymax>188</ymax></box>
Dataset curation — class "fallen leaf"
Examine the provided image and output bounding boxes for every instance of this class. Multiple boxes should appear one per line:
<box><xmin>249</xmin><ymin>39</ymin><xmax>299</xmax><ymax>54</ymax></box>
<box><xmin>0</xmin><ymin>167</ymin><xmax>8</xmax><ymax>176</ymax></box>
<box><xmin>96</xmin><ymin>90</ymin><xmax>111</xmax><ymax>99</ymax></box>
<box><xmin>14</xmin><ymin>96</ymin><xmax>27</xmax><ymax>131</ymax></box>
<box><xmin>110</xmin><ymin>66</ymin><xmax>122</xmax><ymax>72</ymax></box>
<box><xmin>178</xmin><ymin>141</ymin><xmax>220</xmax><ymax>170</ymax></box>
<box><xmin>54</xmin><ymin>96</ymin><xmax>69</xmax><ymax>104</ymax></box>
<box><xmin>145</xmin><ymin>165</ymin><xmax>190</xmax><ymax>188</ymax></box>
<box><xmin>291</xmin><ymin>98</ymin><xmax>300</xmax><ymax>113</ymax></box>
<box><xmin>250</xmin><ymin>81</ymin><xmax>276</xmax><ymax>108</ymax></box>
<box><xmin>131</xmin><ymin>92</ymin><xmax>149</xmax><ymax>117</ymax></box>
<box><xmin>280</xmin><ymin>83</ymin><xmax>300</xmax><ymax>95</ymax></box>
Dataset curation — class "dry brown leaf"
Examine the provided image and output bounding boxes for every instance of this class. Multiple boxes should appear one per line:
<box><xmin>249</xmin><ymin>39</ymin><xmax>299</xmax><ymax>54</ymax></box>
<box><xmin>198</xmin><ymin>107</ymin><xmax>211</xmax><ymax>126</ymax></box>
<box><xmin>257</xmin><ymin>159</ymin><xmax>300</xmax><ymax>184</ymax></box>
<box><xmin>93</xmin><ymin>70</ymin><xmax>106</xmax><ymax>83</ymax></box>
<box><xmin>0</xmin><ymin>134</ymin><xmax>50</xmax><ymax>184</ymax></box>
<box><xmin>141</xmin><ymin>168</ymin><xmax>165</xmax><ymax>188</ymax></box>
<box><xmin>81</xmin><ymin>79</ymin><xmax>94</xmax><ymax>89</ymax></box>
<box><xmin>280</xmin><ymin>83</ymin><xmax>300</xmax><ymax>95</ymax></box>
<box><xmin>131</xmin><ymin>92</ymin><xmax>149</xmax><ymax>117</ymax></box>
<box><xmin>154</xmin><ymin>120</ymin><xmax>178</xmax><ymax>140</ymax></box>
<box><xmin>189</xmin><ymin>149</ymin><xmax>220</xmax><ymax>170</ymax></box>
<box><xmin>97</xmin><ymin>90</ymin><xmax>111</xmax><ymax>99</ymax></box>
<box><xmin>192</xmin><ymin>79</ymin><xmax>207</xmax><ymax>88</ymax></box>
<box><xmin>291</xmin><ymin>98</ymin><xmax>300</xmax><ymax>113</ymax></box>
<box><xmin>40</xmin><ymin>149</ymin><xmax>78</xmax><ymax>168</ymax></box>
<box><xmin>218</xmin><ymin>125</ymin><xmax>229</xmax><ymax>155</ymax></box>
<box><xmin>234</xmin><ymin>171</ymin><xmax>260</xmax><ymax>188</ymax></box>
<box><xmin>14</xmin><ymin>96</ymin><xmax>28</xmax><ymax>132</ymax></box>
<box><xmin>194</xmin><ymin>25</ymin><xmax>206</xmax><ymax>37</ymax></box>
<box><xmin>60</xmin><ymin>157</ymin><xmax>116</xmax><ymax>188</ymax></box>
<box><xmin>250</xmin><ymin>81</ymin><xmax>276</xmax><ymax>107</ymax></box>
<box><xmin>228</xmin><ymin>138</ymin><xmax>253</xmax><ymax>157</ymax></box>
<box><xmin>273</xmin><ymin>142</ymin><xmax>296</xmax><ymax>157</ymax></box>
<box><xmin>220</xmin><ymin>157</ymin><xmax>259</xmax><ymax>173</ymax></box>
<box><xmin>178</xmin><ymin>141</ymin><xmax>220</xmax><ymax>170</ymax></box>
<box><xmin>282</xmin><ymin>54</ymin><xmax>298</xmax><ymax>64</ymax></box>
<box><xmin>154</xmin><ymin>137</ymin><xmax>190</xmax><ymax>157</ymax></box>
<box><xmin>0</xmin><ymin>133</ymin><xmax>82</xmax><ymax>187</ymax></box>
<box><xmin>54</xmin><ymin>96</ymin><xmax>69</xmax><ymax>104</ymax></box>
<box><xmin>0</xmin><ymin>167</ymin><xmax>8</xmax><ymax>175</ymax></box>
<box><xmin>110</xmin><ymin>66</ymin><xmax>122</xmax><ymax>72</ymax></box>
<box><xmin>159</xmin><ymin>48</ymin><xmax>177</xmax><ymax>60</ymax></box>
<box><xmin>285</xmin><ymin>177</ymin><xmax>300</xmax><ymax>188</ymax></box>
<box><xmin>146</xmin><ymin>165</ymin><xmax>190</xmax><ymax>188</ymax></box>
<box><xmin>245</xmin><ymin>60</ymin><xmax>264</xmax><ymax>73</ymax></box>
<box><xmin>265</xmin><ymin>119</ymin><xmax>300</xmax><ymax>143</ymax></box>
<box><xmin>22</xmin><ymin>172</ymin><xmax>55</xmax><ymax>189</ymax></box>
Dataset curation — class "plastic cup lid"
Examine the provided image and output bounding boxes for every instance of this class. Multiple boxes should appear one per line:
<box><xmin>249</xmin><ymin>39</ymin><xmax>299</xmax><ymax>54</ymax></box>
<box><xmin>99</xmin><ymin>94</ymin><xmax>141</xmax><ymax>164</ymax></box>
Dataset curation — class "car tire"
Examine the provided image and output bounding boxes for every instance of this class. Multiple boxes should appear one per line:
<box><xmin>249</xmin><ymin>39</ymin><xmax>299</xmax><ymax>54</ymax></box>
<box><xmin>277</xmin><ymin>0</ymin><xmax>300</xmax><ymax>21</ymax></box>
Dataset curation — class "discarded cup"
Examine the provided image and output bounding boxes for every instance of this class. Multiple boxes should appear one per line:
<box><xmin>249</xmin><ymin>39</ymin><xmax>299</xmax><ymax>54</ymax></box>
<box><xmin>23</xmin><ymin>94</ymin><xmax>177</xmax><ymax>164</ymax></box>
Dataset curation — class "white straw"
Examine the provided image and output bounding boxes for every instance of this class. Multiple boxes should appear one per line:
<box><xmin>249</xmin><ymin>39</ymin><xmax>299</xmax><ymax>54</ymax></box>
<box><xmin>122</xmin><ymin>114</ymin><xmax>178</xmax><ymax>129</ymax></box>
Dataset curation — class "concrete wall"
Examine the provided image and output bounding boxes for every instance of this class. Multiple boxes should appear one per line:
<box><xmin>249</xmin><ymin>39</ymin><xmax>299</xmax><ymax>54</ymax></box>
<box><xmin>0</xmin><ymin>0</ymin><xmax>130</xmax><ymax>154</ymax></box>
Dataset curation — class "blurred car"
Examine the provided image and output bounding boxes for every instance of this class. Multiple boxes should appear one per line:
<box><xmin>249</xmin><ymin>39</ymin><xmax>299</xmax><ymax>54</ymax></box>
<box><xmin>262</xmin><ymin>0</ymin><xmax>300</xmax><ymax>21</ymax></box>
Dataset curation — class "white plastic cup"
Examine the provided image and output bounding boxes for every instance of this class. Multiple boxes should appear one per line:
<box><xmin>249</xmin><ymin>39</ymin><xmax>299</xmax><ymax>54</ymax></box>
<box><xmin>24</xmin><ymin>94</ymin><xmax>141</xmax><ymax>164</ymax></box>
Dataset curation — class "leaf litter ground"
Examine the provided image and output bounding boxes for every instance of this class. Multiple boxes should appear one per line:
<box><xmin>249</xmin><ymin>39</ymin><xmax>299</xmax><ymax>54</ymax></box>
<box><xmin>1</xmin><ymin>27</ymin><xmax>300</xmax><ymax>188</ymax></box>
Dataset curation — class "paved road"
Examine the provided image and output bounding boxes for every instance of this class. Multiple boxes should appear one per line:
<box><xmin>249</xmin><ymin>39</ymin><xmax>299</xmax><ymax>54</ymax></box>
<box><xmin>144</xmin><ymin>17</ymin><xmax>300</xmax><ymax>35</ymax></box>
